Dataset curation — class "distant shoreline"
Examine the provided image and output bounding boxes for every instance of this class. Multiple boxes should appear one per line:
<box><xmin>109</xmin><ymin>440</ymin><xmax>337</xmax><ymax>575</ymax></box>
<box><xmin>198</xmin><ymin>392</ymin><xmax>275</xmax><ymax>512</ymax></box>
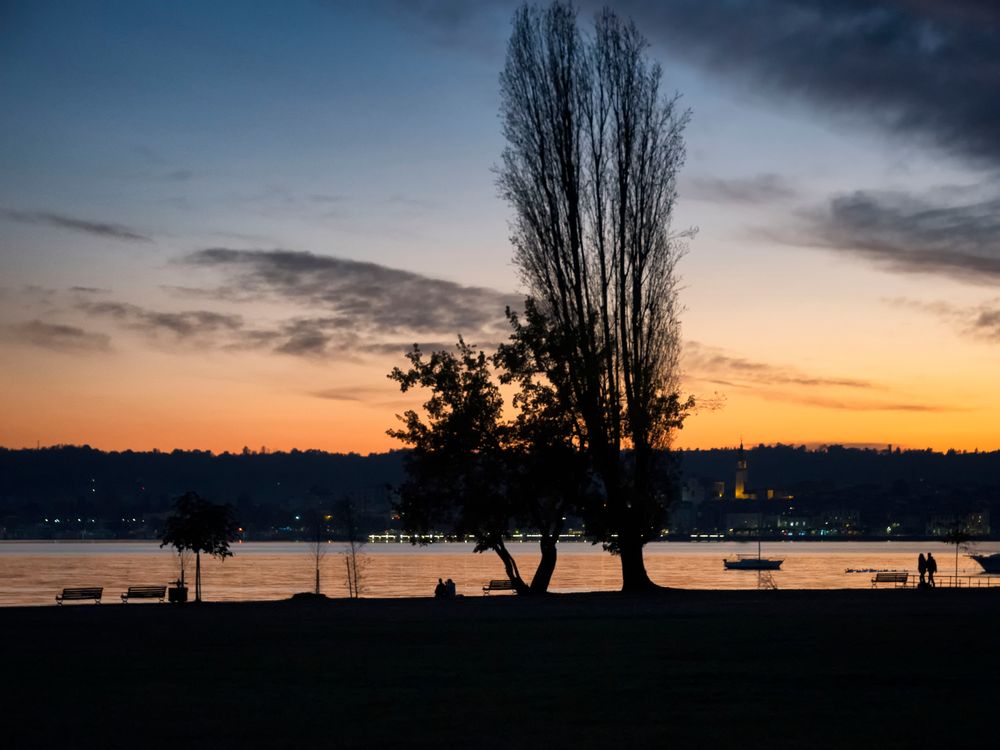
<box><xmin>3</xmin><ymin>535</ymin><xmax>1000</xmax><ymax>543</ymax></box>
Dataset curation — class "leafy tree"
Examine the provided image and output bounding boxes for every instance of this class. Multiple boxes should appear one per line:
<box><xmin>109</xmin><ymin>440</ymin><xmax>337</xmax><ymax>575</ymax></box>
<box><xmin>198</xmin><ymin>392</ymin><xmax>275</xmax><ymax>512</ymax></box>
<box><xmin>160</xmin><ymin>491</ymin><xmax>239</xmax><ymax>602</ymax></box>
<box><xmin>388</xmin><ymin>339</ymin><xmax>586</xmax><ymax>594</ymax></box>
<box><xmin>497</xmin><ymin>2</ymin><xmax>693</xmax><ymax>591</ymax></box>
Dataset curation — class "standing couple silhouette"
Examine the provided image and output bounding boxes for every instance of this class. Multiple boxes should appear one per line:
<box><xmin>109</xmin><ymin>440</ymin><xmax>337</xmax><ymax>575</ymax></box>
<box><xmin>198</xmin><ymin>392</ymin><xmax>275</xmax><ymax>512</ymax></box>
<box><xmin>918</xmin><ymin>552</ymin><xmax>937</xmax><ymax>587</ymax></box>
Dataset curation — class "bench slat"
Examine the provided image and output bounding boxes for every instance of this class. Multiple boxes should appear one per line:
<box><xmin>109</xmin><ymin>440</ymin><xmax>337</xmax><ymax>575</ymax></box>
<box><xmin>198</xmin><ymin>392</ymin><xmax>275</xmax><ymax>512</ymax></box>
<box><xmin>56</xmin><ymin>587</ymin><xmax>103</xmax><ymax>604</ymax></box>
<box><xmin>122</xmin><ymin>585</ymin><xmax>167</xmax><ymax>602</ymax></box>
<box><xmin>871</xmin><ymin>572</ymin><xmax>908</xmax><ymax>587</ymax></box>
<box><xmin>483</xmin><ymin>579</ymin><xmax>515</xmax><ymax>595</ymax></box>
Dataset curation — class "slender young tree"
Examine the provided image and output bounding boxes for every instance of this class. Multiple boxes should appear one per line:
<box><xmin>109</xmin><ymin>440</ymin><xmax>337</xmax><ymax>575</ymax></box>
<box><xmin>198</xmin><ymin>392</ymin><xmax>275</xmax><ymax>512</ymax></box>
<box><xmin>308</xmin><ymin>507</ymin><xmax>330</xmax><ymax>595</ymax></box>
<box><xmin>497</xmin><ymin>2</ymin><xmax>693</xmax><ymax>591</ymax></box>
<box><xmin>160</xmin><ymin>491</ymin><xmax>240</xmax><ymax>602</ymax></box>
<box><xmin>336</xmin><ymin>498</ymin><xmax>367</xmax><ymax>599</ymax></box>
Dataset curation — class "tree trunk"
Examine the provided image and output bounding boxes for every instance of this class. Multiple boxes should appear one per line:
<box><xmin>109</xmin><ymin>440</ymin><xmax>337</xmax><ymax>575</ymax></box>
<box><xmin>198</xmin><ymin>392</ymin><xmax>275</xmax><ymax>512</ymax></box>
<box><xmin>492</xmin><ymin>540</ymin><xmax>530</xmax><ymax>595</ymax></box>
<box><xmin>529</xmin><ymin>536</ymin><xmax>558</xmax><ymax>594</ymax></box>
<box><xmin>195</xmin><ymin>551</ymin><xmax>202</xmax><ymax>602</ymax></box>
<box><xmin>618</xmin><ymin>536</ymin><xmax>659</xmax><ymax>593</ymax></box>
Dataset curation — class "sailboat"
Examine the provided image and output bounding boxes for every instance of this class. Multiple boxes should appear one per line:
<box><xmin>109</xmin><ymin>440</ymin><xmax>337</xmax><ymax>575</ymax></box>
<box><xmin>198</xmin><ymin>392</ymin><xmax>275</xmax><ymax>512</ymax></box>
<box><xmin>724</xmin><ymin>523</ymin><xmax>783</xmax><ymax>570</ymax></box>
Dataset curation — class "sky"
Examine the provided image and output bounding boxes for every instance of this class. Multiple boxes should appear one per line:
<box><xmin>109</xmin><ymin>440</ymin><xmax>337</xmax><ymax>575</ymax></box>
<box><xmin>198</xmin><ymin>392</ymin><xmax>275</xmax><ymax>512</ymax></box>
<box><xmin>1</xmin><ymin>0</ymin><xmax>999</xmax><ymax>454</ymax></box>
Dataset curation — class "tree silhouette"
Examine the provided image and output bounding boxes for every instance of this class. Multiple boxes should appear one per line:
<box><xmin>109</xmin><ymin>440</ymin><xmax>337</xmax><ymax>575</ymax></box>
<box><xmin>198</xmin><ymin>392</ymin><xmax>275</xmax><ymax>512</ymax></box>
<box><xmin>389</xmin><ymin>339</ymin><xmax>586</xmax><ymax>594</ymax></box>
<box><xmin>306</xmin><ymin>507</ymin><xmax>330</xmax><ymax>595</ymax></box>
<box><xmin>160</xmin><ymin>491</ymin><xmax>239</xmax><ymax>602</ymax></box>
<box><xmin>943</xmin><ymin>525</ymin><xmax>972</xmax><ymax>584</ymax></box>
<box><xmin>497</xmin><ymin>3</ymin><xmax>693</xmax><ymax>591</ymax></box>
<box><xmin>336</xmin><ymin>497</ymin><xmax>367</xmax><ymax>598</ymax></box>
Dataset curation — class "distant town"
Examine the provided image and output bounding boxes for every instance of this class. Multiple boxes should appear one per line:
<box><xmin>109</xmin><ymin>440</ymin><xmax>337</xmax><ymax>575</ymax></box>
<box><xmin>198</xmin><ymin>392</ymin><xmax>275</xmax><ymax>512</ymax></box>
<box><xmin>1</xmin><ymin>443</ymin><xmax>997</xmax><ymax>542</ymax></box>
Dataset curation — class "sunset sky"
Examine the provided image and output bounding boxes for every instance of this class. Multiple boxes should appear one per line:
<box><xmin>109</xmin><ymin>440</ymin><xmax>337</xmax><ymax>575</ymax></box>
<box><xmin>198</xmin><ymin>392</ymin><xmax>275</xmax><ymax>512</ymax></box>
<box><xmin>1</xmin><ymin>0</ymin><xmax>998</xmax><ymax>454</ymax></box>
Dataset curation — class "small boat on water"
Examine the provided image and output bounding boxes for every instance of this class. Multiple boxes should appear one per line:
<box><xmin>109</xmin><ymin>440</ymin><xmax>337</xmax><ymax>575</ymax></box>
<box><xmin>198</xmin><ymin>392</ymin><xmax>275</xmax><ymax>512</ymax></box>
<box><xmin>724</xmin><ymin>537</ymin><xmax>783</xmax><ymax>570</ymax></box>
<box><xmin>970</xmin><ymin>553</ymin><xmax>1000</xmax><ymax>573</ymax></box>
<box><xmin>724</xmin><ymin>555</ymin><xmax>783</xmax><ymax>571</ymax></box>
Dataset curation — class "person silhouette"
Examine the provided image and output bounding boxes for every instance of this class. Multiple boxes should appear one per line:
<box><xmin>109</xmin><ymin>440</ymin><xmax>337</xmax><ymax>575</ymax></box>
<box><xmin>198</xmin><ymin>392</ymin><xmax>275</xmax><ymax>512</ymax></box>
<box><xmin>434</xmin><ymin>578</ymin><xmax>446</xmax><ymax>598</ymax></box>
<box><xmin>918</xmin><ymin>553</ymin><xmax>927</xmax><ymax>586</ymax></box>
<box><xmin>445</xmin><ymin>578</ymin><xmax>456</xmax><ymax>598</ymax></box>
<box><xmin>926</xmin><ymin>552</ymin><xmax>938</xmax><ymax>587</ymax></box>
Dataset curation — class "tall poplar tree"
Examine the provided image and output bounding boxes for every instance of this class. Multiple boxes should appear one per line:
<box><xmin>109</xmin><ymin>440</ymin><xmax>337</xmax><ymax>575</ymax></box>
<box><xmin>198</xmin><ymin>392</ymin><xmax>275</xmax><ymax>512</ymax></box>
<box><xmin>497</xmin><ymin>2</ymin><xmax>692</xmax><ymax>591</ymax></box>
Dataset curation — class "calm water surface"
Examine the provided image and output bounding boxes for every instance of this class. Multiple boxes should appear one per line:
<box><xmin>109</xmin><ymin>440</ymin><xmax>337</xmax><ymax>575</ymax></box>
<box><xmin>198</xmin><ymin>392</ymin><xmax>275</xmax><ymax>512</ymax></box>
<box><xmin>2</xmin><ymin>540</ymin><xmax>998</xmax><ymax>606</ymax></box>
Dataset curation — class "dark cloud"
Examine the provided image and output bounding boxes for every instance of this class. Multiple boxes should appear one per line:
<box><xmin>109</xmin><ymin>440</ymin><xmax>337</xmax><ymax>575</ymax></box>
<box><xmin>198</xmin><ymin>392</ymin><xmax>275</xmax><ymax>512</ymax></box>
<box><xmin>66</xmin><ymin>249</ymin><xmax>517</xmax><ymax>361</ymax></box>
<box><xmin>80</xmin><ymin>301</ymin><xmax>244</xmax><ymax>339</ymax></box>
<box><xmin>76</xmin><ymin>298</ymin><xmax>459</xmax><ymax>361</ymax></box>
<box><xmin>619</xmin><ymin>0</ymin><xmax>1000</xmax><ymax>169</ymax></box>
<box><xmin>970</xmin><ymin>306</ymin><xmax>1000</xmax><ymax>341</ymax></box>
<box><xmin>272</xmin><ymin>318</ymin><xmax>339</xmax><ymax>357</ymax></box>
<box><xmin>182</xmin><ymin>248</ymin><xmax>519</xmax><ymax>337</ymax></box>
<box><xmin>781</xmin><ymin>189</ymin><xmax>1000</xmax><ymax>283</ymax></box>
<box><xmin>684</xmin><ymin>173</ymin><xmax>796</xmax><ymax>204</ymax></box>
<box><xmin>0</xmin><ymin>209</ymin><xmax>152</xmax><ymax>242</ymax></box>
<box><xmin>684</xmin><ymin>341</ymin><xmax>873</xmax><ymax>389</ymax></box>
<box><xmin>383</xmin><ymin>2</ymin><xmax>1000</xmax><ymax>167</ymax></box>
<box><xmin>3</xmin><ymin>320</ymin><xmax>111</xmax><ymax>353</ymax></box>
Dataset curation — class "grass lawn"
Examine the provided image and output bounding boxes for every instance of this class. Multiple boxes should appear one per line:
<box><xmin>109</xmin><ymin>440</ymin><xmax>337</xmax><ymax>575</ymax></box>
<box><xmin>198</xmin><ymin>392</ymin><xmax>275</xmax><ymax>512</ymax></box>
<box><xmin>3</xmin><ymin>589</ymin><xmax>998</xmax><ymax>749</ymax></box>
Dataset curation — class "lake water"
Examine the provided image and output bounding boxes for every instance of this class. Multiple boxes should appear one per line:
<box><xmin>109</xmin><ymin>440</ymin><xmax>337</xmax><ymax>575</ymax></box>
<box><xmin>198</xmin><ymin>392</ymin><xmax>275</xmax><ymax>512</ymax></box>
<box><xmin>2</xmin><ymin>540</ymin><xmax>998</xmax><ymax>606</ymax></box>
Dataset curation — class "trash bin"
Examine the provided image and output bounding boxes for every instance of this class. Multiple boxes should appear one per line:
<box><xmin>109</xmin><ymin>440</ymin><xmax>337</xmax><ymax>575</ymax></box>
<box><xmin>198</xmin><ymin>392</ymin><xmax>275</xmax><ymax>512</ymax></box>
<box><xmin>168</xmin><ymin>584</ymin><xmax>188</xmax><ymax>604</ymax></box>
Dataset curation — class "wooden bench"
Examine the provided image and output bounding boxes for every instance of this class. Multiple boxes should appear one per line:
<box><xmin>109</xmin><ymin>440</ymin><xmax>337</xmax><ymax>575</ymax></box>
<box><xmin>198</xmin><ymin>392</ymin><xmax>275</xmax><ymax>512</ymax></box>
<box><xmin>121</xmin><ymin>585</ymin><xmax>167</xmax><ymax>603</ymax></box>
<box><xmin>483</xmin><ymin>579</ymin><xmax>515</xmax><ymax>595</ymax></box>
<box><xmin>56</xmin><ymin>587</ymin><xmax>103</xmax><ymax>605</ymax></box>
<box><xmin>871</xmin><ymin>572</ymin><xmax>909</xmax><ymax>588</ymax></box>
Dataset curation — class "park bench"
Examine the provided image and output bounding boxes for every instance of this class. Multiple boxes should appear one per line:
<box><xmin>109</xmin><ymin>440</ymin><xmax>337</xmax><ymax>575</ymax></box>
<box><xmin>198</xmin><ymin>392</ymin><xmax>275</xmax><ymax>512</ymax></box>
<box><xmin>871</xmin><ymin>572</ymin><xmax>909</xmax><ymax>588</ymax></box>
<box><xmin>483</xmin><ymin>579</ymin><xmax>515</xmax><ymax>595</ymax></box>
<box><xmin>121</xmin><ymin>585</ymin><xmax>167</xmax><ymax>603</ymax></box>
<box><xmin>55</xmin><ymin>587</ymin><xmax>103</xmax><ymax>605</ymax></box>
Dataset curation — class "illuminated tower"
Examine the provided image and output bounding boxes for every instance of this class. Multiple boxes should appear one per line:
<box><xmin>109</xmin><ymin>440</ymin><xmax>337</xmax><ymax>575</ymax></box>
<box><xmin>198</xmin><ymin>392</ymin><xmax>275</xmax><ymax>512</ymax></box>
<box><xmin>734</xmin><ymin>440</ymin><xmax>749</xmax><ymax>499</ymax></box>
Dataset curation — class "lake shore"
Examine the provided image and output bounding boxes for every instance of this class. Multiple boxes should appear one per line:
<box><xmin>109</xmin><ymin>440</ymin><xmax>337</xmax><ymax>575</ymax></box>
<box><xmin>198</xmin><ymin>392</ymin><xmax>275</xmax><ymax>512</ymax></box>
<box><xmin>4</xmin><ymin>588</ymin><xmax>999</xmax><ymax>748</ymax></box>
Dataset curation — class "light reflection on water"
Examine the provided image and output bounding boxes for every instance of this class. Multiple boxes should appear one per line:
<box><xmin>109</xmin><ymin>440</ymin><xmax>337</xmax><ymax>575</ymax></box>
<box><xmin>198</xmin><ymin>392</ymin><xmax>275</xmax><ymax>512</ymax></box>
<box><xmin>1</xmin><ymin>540</ymin><xmax>996</xmax><ymax>606</ymax></box>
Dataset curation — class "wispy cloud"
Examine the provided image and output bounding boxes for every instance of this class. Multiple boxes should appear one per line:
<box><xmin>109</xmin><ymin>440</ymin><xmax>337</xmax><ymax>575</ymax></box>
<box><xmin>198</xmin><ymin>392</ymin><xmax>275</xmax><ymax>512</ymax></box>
<box><xmin>684</xmin><ymin>341</ymin><xmax>873</xmax><ymax>389</ymax></box>
<box><xmin>886</xmin><ymin>296</ymin><xmax>1000</xmax><ymax>343</ymax></box>
<box><xmin>313</xmin><ymin>385</ymin><xmax>398</xmax><ymax>402</ymax></box>
<box><xmin>69</xmin><ymin>286</ymin><xmax>111</xmax><ymax>295</ymax></box>
<box><xmin>0</xmin><ymin>209</ymin><xmax>152</xmax><ymax>243</ymax></box>
<box><xmin>2</xmin><ymin>320</ymin><xmax>112</xmax><ymax>354</ymax></box>
<box><xmin>684</xmin><ymin>340</ymin><xmax>964</xmax><ymax>412</ymax></box>
<box><xmin>684</xmin><ymin>173</ymin><xmax>796</xmax><ymax>205</ymax></box>
<box><xmin>756</xmin><ymin>391</ymin><xmax>965</xmax><ymax>413</ymax></box>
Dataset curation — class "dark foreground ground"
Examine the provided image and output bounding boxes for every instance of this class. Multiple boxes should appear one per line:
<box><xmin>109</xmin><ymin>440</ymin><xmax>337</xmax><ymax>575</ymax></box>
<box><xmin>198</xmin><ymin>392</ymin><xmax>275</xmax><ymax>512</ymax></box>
<box><xmin>3</xmin><ymin>589</ymin><xmax>999</xmax><ymax>749</ymax></box>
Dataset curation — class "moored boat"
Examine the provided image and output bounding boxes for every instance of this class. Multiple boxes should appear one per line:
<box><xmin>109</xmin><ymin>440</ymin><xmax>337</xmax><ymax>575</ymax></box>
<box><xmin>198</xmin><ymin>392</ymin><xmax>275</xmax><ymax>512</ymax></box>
<box><xmin>970</xmin><ymin>553</ymin><xmax>1000</xmax><ymax>573</ymax></box>
<box><xmin>724</xmin><ymin>555</ymin><xmax>783</xmax><ymax>571</ymax></box>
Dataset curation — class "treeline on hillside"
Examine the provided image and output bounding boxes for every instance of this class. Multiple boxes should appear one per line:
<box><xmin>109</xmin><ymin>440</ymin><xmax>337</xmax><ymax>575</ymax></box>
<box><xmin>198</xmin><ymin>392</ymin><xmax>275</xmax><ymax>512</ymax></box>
<box><xmin>681</xmin><ymin>444</ymin><xmax>1000</xmax><ymax>488</ymax></box>
<box><xmin>3</xmin><ymin>444</ymin><xmax>1000</xmax><ymax>508</ymax></box>
<box><xmin>0</xmin><ymin>446</ymin><xmax>405</xmax><ymax>540</ymax></box>
<box><xmin>1</xmin><ymin>444</ymin><xmax>999</xmax><ymax>540</ymax></box>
